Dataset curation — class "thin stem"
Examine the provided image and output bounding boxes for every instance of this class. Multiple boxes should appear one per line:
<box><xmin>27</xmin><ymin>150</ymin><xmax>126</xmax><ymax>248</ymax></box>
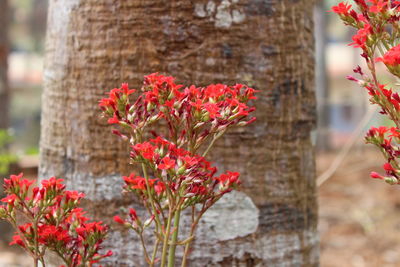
<box><xmin>55</xmin><ymin>250</ymin><xmax>70</xmax><ymax>266</ymax></box>
<box><xmin>33</xmin><ymin>217</ymin><xmax>39</xmax><ymax>266</ymax></box>
<box><xmin>139</xmin><ymin>232</ymin><xmax>151</xmax><ymax>264</ymax></box>
<box><xmin>150</xmin><ymin>239</ymin><xmax>160</xmax><ymax>267</ymax></box>
<box><xmin>181</xmin><ymin>197</ymin><xmax>223</xmax><ymax>267</ymax></box>
<box><xmin>40</xmin><ymin>258</ymin><xmax>46</xmax><ymax>267</ymax></box>
<box><xmin>160</xmin><ymin>208</ymin><xmax>173</xmax><ymax>267</ymax></box>
<box><xmin>167</xmin><ymin>206</ymin><xmax>181</xmax><ymax>267</ymax></box>
<box><xmin>141</xmin><ymin>163</ymin><xmax>163</xmax><ymax>232</ymax></box>
<box><xmin>202</xmin><ymin>134</ymin><xmax>220</xmax><ymax>157</ymax></box>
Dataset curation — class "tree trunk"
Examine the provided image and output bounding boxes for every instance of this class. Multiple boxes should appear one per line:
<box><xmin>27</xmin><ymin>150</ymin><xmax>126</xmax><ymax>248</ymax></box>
<box><xmin>41</xmin><ymin>0</ymin><xmax>318</xmax><ymax>266</ymax></box>
<box><xmin>0</xmin><ymin>0</ymin><xmax>9</xmax><ymax>129</ymax></box>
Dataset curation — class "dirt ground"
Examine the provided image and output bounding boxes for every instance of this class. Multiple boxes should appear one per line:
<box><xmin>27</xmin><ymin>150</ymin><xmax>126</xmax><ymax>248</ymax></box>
<box><xmin>1</xmin><ymin>148</ymin><xmax>399</xmax><ymax>267</ymax></box>
<box><xmin>318</xmin><ymin>148</ymin><xmax>400</xmax><ymax>267</ymax></box>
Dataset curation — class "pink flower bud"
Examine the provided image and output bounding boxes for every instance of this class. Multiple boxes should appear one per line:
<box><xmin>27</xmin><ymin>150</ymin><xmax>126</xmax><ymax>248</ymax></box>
<box><xmin>370</xmin><ymin>172</ymin><xmax>383</xmax><ymax>179</ymax></box>
<box><xmin>113</xmin><ymin>215</ymin><xmax>125</xmax><ymax>225</ymax></box>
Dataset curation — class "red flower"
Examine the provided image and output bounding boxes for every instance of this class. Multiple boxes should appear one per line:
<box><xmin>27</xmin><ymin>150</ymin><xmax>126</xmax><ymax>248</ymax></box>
<box><xmin>98</xmin><ymin>98</ymin><xmax>116</xmax><ymax>109</ymax></box>
<box><xmin>133</xmin><ymin>142</ymin><xmax>156</xmax><ymax>160</ymax></box>
<box><xmin>65</xmin><ymin>191</ymin><xmax>85</xmax><ymax>201</ymax></box>
<box><xmin>41</xmin><ymin>177</ymin><xmax>65</xmax><ymax>191</ymax></box>
<box><xmin>369</xmin><ymin>0</ymin><xmax>387</xmax><ymax>13</ymax></box>
<box><xmin>123</xmin><ymin>174</ymin><xmax>155</xmax><ymax>191</ymax></box>
<box><xmin>349</xmin><ymin>23</ymin><xmax>372</xmax><ymax>49</ymax></box>
<box><xmin>114</xmin><ymin>215</ymin><xmax>125</xmax><ymax>225</ymax></box>
<box><xmin>129</xmin><ymin>208</ymin><xmax>138</xmax><ymax>221</ymax></box>
<box><xmin>370</xmin><ymin>171</ymin><xmax>384</xmax><ymax>179</ymax></box>
<box><xmin>121</xmin><ymin>83</ymin><xmax>135</xmax><ymax>96</ymax></box>
<box><xmin>330</xmin><ymin>2</ymin><xmax>352</xmax><ymax>15</ymax></box>
<box><xmin>158</xmin><ymin>157</ymin><xmax>176</xmax><ymax>170</ymax></box>
<box><xmin>9</xmin><ymin>234</ymin><xmax>25</xmax><ymax>247</ymax></box>
<box><xmin>108</xmin><ymin>113</ymin><xmax>120</xmax><ymax>124</ymax></box>
<box><xmin>18</xmin><ymin>223</ymin><xmax>32</xmax><ymax>234</ymax></box>
<box><xmin>190</xmin><ymin>99</ymin><xmax>203</xmax><ymax>110</ymax></box>
<box><xmin>154</xmin><ymin>181</ymin><xmax>166</xmax><ymax>195</ymax></box>
<box><xmin>38</xmin><ymin>225</ymin><xmax>71</xmax><ymax>245</ymax></box>
<box><xmin>1</xmin><ymin>194</ymin><xmax>17</xmax><ymax>204</ymax></box>
<box><xmin>183</xmin><ymin>156</ymin><xmax>199</xmax><ymax>167</ymax></box>
<box><xmin>366</xmin><ymin>126</ymin><xmax>388</xmax><ymax>138</ymax></box>
<box><xmin>216</xmin><ymin>171</ymin><xmax>240</xmax><ymax>186</ymax></box>
<box><xmin>376</xmin><ymin>44</ymin><xmax>400</xmax><ymax>66</ymax></box>
<box><xmin>202</xmin><ymin>103</ymin><xmax>221</xmax><ymax>119</ymax></box>
<box><xmin>383</xmin><ymin>162</ymin><xmax>395</xmax><ymax>172</ymax></box>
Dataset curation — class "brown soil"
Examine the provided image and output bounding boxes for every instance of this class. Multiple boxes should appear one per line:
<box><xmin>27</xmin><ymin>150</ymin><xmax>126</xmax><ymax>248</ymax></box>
<box><xmin>319</xmin><ymin>148</ymin><xmax>400</xmax><ymax>267</ymax></box>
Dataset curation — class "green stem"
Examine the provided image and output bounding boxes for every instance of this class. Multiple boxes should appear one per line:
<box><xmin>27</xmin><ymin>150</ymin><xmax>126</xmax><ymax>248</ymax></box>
<box><xmin>141</xmin><ymin>163</ymin><xmax>163</xmax><ymax>231</ymax></box>
<box><xmin>181</xmin><ymin>226</ymin><xmax>194</xmax><ymax>267</ymax></box>
<box><xmin>167</xmin><ymin>207</ymin><xmax>181</xmax><ymax>267</ymax></box>
<box><xmin>181</xmin><ymin>208</ymin><xmax>204</xmax><ymax>267</ymax></box>
<box><xmin>150</xmin><ymin>239</ymin><xmax>160</xmax><ymax>267</ymax></box>
<box><xmin>160</xmin><ymin>209</ymin><xmax>173</xmax><ymax>267</ymax></box>
<box><xmin>181</xmin><ymin>197</ymin><xmax>223</xmax><ymax>267</ymax></box>
<box><xmin>33</xmin><ymin>217</ymin><xmax>39</xmax><ymax>267</ymax></box>
<box><xmin>55</xmin><ymin>250</ymin><xmax>70</xmax><ymax>266</ymax></box>
<box><xmin>202</xmin><ymin>136</ymin><xmax>218</xmax><ymax>157</ymax></box>
<box><xmin>139</xmin><ymin>232</ymin><xmax>151</xmax><ymax>264</ymax></box>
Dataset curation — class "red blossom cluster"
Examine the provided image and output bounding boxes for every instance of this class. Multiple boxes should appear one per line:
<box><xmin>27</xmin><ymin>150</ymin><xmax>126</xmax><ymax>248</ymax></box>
<box><xmin>332</xmin><ymin>1</ymin><xmax>400</xmax><ymax>185</ymax></box>
<box><xmin>127</xmin><ymin>137</ymin><xmax>240</xmax><ymax>201</ymax></box>
<box><xmin>100</xmin><ymin>73</ymin><xmax>256</xmax><ymax>266</ymax></box>
<box><xmin>0</xmin><ymin>173</ymin><xmax>111</xmax><ymax>267</ymax></box>
<box><xmin>99</xmin><ymin>73</ymin><xmax>256</xmax><ymax>148</ymax></box>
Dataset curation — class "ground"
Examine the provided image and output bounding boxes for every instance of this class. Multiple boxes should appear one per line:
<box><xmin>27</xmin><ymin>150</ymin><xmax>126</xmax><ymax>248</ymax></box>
<box><xmin>319</xmin><ymin>148</ymin><xmax>400</xmax><ymax>267</ymax></box>
<box><xmin>1</xmin><ymin>148</ymin><xmax>400</xmax><ymax>266</ymax></box>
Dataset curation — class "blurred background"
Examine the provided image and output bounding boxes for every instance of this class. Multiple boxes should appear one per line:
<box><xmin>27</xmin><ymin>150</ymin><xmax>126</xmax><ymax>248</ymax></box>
<box><xmin>1</xmin><ymin>0</ymin><xmax>399</xmax><ymax>266</ymax></box>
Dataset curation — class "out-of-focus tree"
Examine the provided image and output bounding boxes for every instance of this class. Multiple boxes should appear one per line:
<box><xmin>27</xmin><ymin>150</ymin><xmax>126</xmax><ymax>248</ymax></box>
<box><xmin>0</xmin><ymin>0</ymin><xmax>9</xmax><ymax>129</ymax></box>
<box><xmin>29</xmin><ymin>0</ymin><xmax>48</xmax><ymax>52</ymax></box>
<box><xmin>315</xmin><ymin>0</ymin><xmax>331</xmax><ymax>151</ymax></box>
<box><xmin>41</xmin><ymin>0</ymin><xmax>318</xmax><ymax>265</ymax></box>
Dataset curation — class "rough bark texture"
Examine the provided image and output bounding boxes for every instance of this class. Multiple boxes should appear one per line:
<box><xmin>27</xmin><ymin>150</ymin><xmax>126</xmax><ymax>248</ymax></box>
<box><xmin>41</xmin><ymin>0</ymin><xmax>318</xmax><ymax>266</ymax></box>
<box><xmin>0</xmin><ymin>0</ymin><xmax>9</xmax><ymax>129</ymax></box>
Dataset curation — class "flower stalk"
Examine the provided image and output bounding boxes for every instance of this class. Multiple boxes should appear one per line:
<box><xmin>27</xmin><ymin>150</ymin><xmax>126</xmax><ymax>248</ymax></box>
<box><xmin>104</xmin><ymin>74</ymin><xmax>257</xmax><ymax>265</ymax></box>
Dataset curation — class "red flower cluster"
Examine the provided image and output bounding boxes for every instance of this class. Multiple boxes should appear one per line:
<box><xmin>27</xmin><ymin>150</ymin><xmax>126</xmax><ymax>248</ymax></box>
<box><xmin>100</xmin><ymin>74</ymin><xmax>256</xmax><ymax>266</ymax></box>
<box><xmin>332</xmin><ymin>1</ymin><xmax>400</xmax><ymax>186</ymax></box>
<box><xmin>330</xmin><ymin>1</ymin><xmax>400</xmax><ymax>52</ymax></box>
<box><xmin>376</xmin><ymin>45</ymin><xmax>400</xmax><ymax>75</ymax></box>
<box><xmin>0</xmin><ymin>174</ymin><xmax>111</xmax><ymax>267</ymax></box>
<box><xmin>365</xmin><ymin>126</ymin><xmax>400</xmax><ymax>184</ymax></box>
<box><xmin>349</xmin><ymin>23</ymin><xmax>372</xmax><ymax>49</ymax></box>
<box><xmin>99</xmin><ymin>73</ymin><xmax>256</xmax><ymax>147</ymax></box>
<box><xmin>123</xmin><ymin>136</ymin><xmax>241</xmax><ymax>219</ymax></box>
<box><xmin>330</xmin><ymin>2</ymin><xmax>352</xmax><ymax>15</ymax></box>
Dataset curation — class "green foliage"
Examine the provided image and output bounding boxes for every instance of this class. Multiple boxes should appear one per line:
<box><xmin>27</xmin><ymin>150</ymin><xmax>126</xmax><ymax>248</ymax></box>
<box><xmin>0</xmin><ymin>130</ymin><xmax>17</xmax><ymax>175</ymax></box>
<box><xmin>25</xmin><ymin>146</ymin><xmax>39</xmax><ymax>156</ymax></box>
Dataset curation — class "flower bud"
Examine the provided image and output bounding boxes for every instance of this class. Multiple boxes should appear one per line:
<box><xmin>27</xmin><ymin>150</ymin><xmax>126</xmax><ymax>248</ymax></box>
<box><xmin>143</xmin><ymin>215</ymin><xmax>155</xmax><ymax>228</ymax></box>
<box><xmin>384</xmin><ymin>176</ymin><xmax>398</xmax><ymax>185</ymax></box>
<box><xmin>177</xmin><ymin>166</ymin><xmax>186</xmax><ymax>175</ymax></box>
<box><xmin>0</xmin><ymin>206</ymin><xmax>7</xmax><ymax>219</ymax></box>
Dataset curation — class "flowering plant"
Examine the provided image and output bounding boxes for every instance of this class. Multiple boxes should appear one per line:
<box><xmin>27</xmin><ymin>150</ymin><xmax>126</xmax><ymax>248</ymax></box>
<box><xmin>0</xmin><ymin>173</ymin><xmax>112</xmax><ymax>267</ymax></box>
<box><xmin>331</xmin><ymin>0</ymin><xmax>400</xmax><ymax>184</ymax></box>
<box><xmin>100</xmin><ymin>73</ymin><xmax>257</xmax><ymax>266</ymax></box>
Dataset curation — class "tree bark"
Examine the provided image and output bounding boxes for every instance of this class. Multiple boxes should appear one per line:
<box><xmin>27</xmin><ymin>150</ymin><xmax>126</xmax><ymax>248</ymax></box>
<box><xmin>0</xmin><ymin>0</ymin><xmax>9</xmax><ymax>129</ymax></box>
<box><xmin>41</xmin><ymin>0</ymin><xmax>318</xmax><ymax>266</ymax></box>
